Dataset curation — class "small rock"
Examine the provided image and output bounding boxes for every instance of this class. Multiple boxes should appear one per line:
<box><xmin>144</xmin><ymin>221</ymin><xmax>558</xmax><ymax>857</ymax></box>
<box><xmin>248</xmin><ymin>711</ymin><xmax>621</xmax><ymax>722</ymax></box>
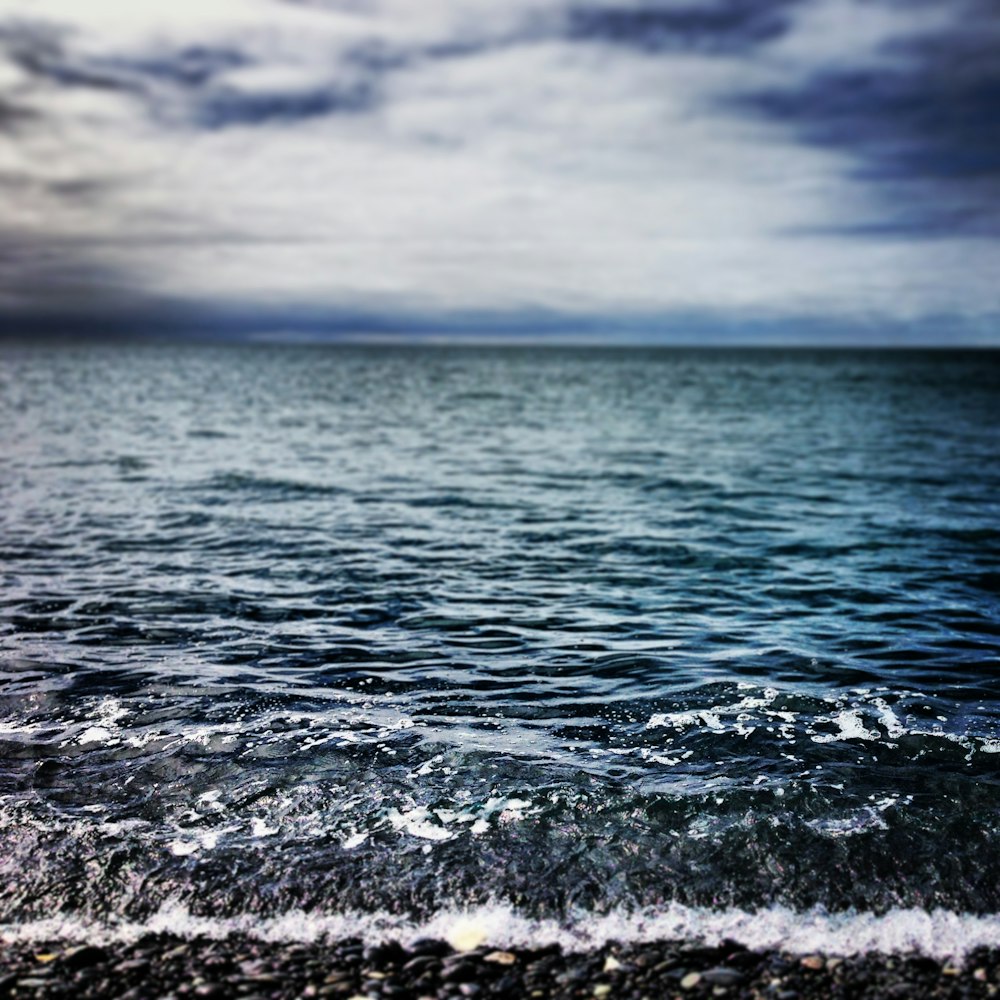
<box><xmin>19</xmin><ymin>967</ymin><xmax>51</xmax><ymax>979</ymax></box>
<box><xmin>408</xmin><ymin>939</ymin><xmax>451</xmax><ymax>958</ymax></box>
<box><xmin>725</xmin><ymin>951</ymin><xmax>760</xmax><ymax>971</ymax></box>
<box><xmin>443</xmin><ymin>952</ymin><xmax>485</xmax><ymax>970</ymax></box>
<box><xmin>603</xmin><ymin>956</ymin><xmax>622</xmax><ymax>972</ymax></box>
<box><xmin>594</xmin><ymin>984</ymin><xmax>612</xmax><ymax>998</ymax></box>
<box><xmin>403</xmin><ymin>955</ymin><xmax>440</xmax><ymax>973</ymax></box>
<box><xmin>484</xmin><ymin>951</ymin><xmax>517</xmax><ymax>966</ymax></box>
<box><xmin>63</xmin><ymin>945</ymin><xmax>109</xmax><ymax>971</ymax></box>
<box><xmin>825</xmin><ymin>958</ymin><xmax>842</xmax><ymax>971</ymax></box>
<box><xmin>459</xmin><ymin>985</ymin><xmax>481</xmax><ymax>997</ymax></box>
<box><xmin>702</xmin><ymin>967</ymin><xmax>743</xmax><ymax>987</ymax></box>
<box><xmin>33</xmin><ymin>954</ymin><xmax>58</xmax><ymax>964</ymax></box>
<box><xmin>364</xmin><ymin>942</ymin><xmax>407</xmax><ymax>965</ymax></box>
<box><xmin>441</xmin><ymin>963</ymin><xmax>478</xmax><ymax>984</ymax></box>
<box><xmin>976</xmin><ymin>968</ymin><xmax>989</xmax><ymax>982</ymax></box>
<box><xmin>324</xmin><ymin>972</ymin><xmax>353</xmax><ymax>985</ymax></box>
<box><xmin>800</xmin><ymin>955</ymin><xmax>824</xmax><ymax>971</ymax></box>
<box><xmin>680</xmin><ymin>971</ymin><xmax>702</xmax><ymax>989</ymax></box>
<box><xmin>114</xmin><ymin>959</ymin><xmax>150</xmax><ymax>974</ymax></box>
<box><xmin>193</xmin><ymin>985</ymin><xmax>224</xmax><ymax>999</ymax></box>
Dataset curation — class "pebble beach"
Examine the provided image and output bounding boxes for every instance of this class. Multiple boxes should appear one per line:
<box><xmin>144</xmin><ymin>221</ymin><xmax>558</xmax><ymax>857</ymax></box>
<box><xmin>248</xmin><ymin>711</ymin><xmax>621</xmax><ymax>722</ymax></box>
<box><xmin>3</xmin><ymin>934</ymin><xmax>1000</xmax><ymax>1000</ymax></box>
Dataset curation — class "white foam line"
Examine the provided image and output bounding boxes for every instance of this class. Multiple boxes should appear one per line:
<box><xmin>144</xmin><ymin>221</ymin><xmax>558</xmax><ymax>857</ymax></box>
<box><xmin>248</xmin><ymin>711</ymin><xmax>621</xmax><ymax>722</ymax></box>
<box><xmin>4</xmin><ymin>902</ymin><xmax>1000</xmax><ymax>960</ymax></box>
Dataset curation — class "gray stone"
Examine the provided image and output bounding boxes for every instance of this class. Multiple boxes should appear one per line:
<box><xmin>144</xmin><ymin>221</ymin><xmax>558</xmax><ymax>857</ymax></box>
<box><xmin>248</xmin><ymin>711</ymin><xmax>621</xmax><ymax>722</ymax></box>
<box><xmin>62</xmin><ymin>946</ymin><xmax>108</xmax><ymax>971</ymax></box>
<box><xmin>193</xmin><ymin>985</ymin><xmax>225</xmax><ymax>999</ymax></box>
<box><xmin>402</xmin><ymin>955</ymin><xmax>439</xmax><ymax>974</ymax></box>
<box><xmin>702</xmin><ymin>967</ymin><xmax>744</xmax><ymax>987</ymax></box>
<box><xmin>441</xmin><ymin>963</ymin><xmax>477</xmax><ymax>984</ymax></box>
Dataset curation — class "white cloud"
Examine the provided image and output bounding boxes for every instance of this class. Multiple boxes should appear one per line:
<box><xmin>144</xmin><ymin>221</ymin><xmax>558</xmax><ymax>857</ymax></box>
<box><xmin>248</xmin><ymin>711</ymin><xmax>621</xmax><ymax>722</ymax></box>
<box><xmin>766</xmin><ymin>0</ymin><xmax>953</xmax><ymax>73</ymax></box>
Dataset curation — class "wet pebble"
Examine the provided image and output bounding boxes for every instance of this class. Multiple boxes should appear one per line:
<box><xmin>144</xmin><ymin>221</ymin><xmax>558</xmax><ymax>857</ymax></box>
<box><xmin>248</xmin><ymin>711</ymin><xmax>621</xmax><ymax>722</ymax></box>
<box><xmin>0</xmin><ymin>933</ymin><xmax>996</xmax><ymax>999</ymax></box>
<box><xmin>62</xmin><ymin>945</ymin><xmax>108</xmax><ymax>971</ymax></box>
<box><xmin>403</xmin><ymin>955</ymin><xmax>440</xmax><ymax>974</ymax></box>
<box><xmin>441</xmin><ymin>962</ymin><xmax>478</xmax><ymax>983</ymax></box>
<box><xmin>409</xmin><ymin>939</ymin><xmax>452</xmax><ymax>958</ymax></box>
<box><xmin>192</xmin><ymin>985</ymin><xmax>224</xmax><ymax>998</ymax></box>
<box><xmin>702</xmin><ymin>967</ymin><xmax>743</xmax><ymax>986</ymax></box>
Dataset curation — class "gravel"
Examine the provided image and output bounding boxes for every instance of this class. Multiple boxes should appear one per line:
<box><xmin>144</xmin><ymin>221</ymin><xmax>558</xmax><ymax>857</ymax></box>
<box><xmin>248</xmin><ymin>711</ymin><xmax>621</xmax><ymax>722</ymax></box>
<box><xmin>1</xmin><ymin>933</ymin><xmax>998</xmax><ymax>998</ymax></box>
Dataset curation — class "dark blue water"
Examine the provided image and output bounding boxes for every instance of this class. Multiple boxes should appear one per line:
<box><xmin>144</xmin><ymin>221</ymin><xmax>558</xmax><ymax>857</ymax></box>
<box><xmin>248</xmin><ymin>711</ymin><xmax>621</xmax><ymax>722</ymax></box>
<box><xmin>1</xmin><ymin>342</ymin><xmax>999</xmax><ymax>952</ymax></box>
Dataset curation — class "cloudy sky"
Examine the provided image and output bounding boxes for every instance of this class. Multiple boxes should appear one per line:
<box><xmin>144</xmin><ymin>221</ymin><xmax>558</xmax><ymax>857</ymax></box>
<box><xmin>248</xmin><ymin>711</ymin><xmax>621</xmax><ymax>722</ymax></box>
<box><xmin>1</xmin><ymin>0</ymin><xmax>998</xmax><ymax>341</ymax></box>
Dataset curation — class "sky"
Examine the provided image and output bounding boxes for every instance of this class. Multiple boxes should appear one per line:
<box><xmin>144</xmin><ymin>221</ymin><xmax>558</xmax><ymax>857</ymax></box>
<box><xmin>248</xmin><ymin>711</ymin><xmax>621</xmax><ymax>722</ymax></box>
<box><xmin>0</xmin><ymin>0</ymin><xmax>998</xmax><ymax>342</ymax></box>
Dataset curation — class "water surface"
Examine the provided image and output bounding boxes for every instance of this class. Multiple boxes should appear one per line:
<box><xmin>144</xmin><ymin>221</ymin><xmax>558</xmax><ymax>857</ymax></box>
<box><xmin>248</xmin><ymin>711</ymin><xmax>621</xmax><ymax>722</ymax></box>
<box><xmin>1</xmin><ymin>343</ymin><xmax>999</xmax><ymax>951</ymax></box>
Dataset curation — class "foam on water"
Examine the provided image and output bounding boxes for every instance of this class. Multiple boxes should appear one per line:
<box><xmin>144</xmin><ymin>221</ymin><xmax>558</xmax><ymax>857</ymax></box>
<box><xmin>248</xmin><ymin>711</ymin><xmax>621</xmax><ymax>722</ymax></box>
<box><xmin>4</xmin><ymin>902</ymin><xmax>1000</xmax><ymax>961</ymax></box>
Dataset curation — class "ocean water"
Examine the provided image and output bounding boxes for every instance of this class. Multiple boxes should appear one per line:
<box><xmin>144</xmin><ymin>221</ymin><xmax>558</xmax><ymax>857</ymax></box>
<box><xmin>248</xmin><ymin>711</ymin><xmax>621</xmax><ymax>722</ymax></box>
<box><xmin>1</xmin><ymin>341</ymin><xmax>999</xmax><ymax>957</ymax></box>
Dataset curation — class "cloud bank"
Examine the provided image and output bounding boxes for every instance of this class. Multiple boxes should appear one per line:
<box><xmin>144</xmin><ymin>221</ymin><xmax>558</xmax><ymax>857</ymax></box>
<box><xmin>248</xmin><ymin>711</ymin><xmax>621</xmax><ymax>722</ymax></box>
<box><xmin>0</xmin><ymin>0</ymin><xmax>997</xmax><ymax>340</ymax></box>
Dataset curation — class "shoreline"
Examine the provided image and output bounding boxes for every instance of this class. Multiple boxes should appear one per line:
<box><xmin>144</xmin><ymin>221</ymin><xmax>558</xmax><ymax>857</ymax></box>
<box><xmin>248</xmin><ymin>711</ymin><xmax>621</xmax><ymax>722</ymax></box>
<box><xmin>2</xmin><ymin>933</ymin><xmax>998</xmax><ymax>999</ymax></box>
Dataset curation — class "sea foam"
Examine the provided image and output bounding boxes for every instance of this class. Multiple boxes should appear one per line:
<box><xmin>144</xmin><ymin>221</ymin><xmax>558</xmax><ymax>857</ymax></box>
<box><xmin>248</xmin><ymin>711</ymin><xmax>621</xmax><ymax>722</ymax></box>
<box><xmin>4</xmin><ymin>902</ymin><xmax>1000</xmax><ymax>960</ymax></box>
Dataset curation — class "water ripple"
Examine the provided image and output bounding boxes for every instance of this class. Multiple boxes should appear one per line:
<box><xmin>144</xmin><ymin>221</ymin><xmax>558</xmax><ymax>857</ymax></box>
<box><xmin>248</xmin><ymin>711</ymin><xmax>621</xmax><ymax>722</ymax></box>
<box><xmin>1</xmin><ymin>344</ymin><xmax>999</xmax><ymax>926</ymax></box>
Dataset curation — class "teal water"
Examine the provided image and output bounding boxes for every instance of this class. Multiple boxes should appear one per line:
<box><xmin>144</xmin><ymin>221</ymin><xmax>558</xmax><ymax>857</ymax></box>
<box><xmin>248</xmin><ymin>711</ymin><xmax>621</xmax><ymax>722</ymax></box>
<box><xmin>1</xmin><ymin>342</ymin><xmax>999</xmax><ymax>943</ymax></box>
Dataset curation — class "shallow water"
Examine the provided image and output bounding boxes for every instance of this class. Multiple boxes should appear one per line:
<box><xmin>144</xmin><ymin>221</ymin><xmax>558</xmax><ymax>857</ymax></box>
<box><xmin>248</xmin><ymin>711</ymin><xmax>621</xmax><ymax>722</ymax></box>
<box><xmin>1</xmin><ymin>342</ymin><xmax>999</xmax><ymax>951</ymax></box>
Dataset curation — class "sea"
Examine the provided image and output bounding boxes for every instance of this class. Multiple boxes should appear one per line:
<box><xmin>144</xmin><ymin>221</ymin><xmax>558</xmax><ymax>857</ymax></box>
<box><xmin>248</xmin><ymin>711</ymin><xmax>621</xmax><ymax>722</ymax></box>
<box><xmin>1</xmin><ymin>341</ymin><xmax>999</xmax><ymax>958</ymax></box>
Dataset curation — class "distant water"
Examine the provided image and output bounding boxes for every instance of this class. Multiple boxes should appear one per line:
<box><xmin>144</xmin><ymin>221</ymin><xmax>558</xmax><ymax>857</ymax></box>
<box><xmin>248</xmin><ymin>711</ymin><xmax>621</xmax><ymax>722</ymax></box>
<box><xmin>2</xmin><ymin>342</ymin><xmax>1000</xmax><ymax>955</ymax></box>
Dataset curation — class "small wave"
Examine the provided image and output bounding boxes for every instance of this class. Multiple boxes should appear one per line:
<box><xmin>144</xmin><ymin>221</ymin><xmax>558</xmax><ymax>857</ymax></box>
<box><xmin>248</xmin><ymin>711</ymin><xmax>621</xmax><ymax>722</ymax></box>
<box><xmin>4</xmin><ymin>901</ymin><xmax>1000</xmax><ymax>960</ymax></box>
<box><xmin>198</xmin><ymin>472</ymin><xmax>347</xmax><ymax>499</ymax></box>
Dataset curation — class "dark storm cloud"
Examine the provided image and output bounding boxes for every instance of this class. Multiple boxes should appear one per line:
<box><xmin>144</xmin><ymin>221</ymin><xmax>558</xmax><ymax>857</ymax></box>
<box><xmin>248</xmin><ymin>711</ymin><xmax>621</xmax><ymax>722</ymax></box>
<box><xmin>0</xmin><ymin>1</ymin><xmax>807</xmax><ymax>138</ymax></box>
<box><xmin>567</xmin><ymin>0</ymin><xmax>803</xmax><ymax>54</ymax></box>
<box><xmin>0</xmin><ymin>24</ymin><xmax>272</xmax><ymax>135</ymax></box>
<box><xmin>0</xmin><ymin>20</ymin><xmax>378</xmax><ymax>130</ymax></box>
<box><xmin>107</xmin><ymin>46</ymin><xmax>249</xmax><ymax>88</ymax></box>
<box><xmin>0</xmin><ymin>21</ymin><xmax>137</xmax><ymax>93</ymax></box>
<box><xmin>0</xmin><ymin>23</ymin><xmax>78</xmax><ymax>130</ymax></box>
<box><xmin>193</xmin><ymin>80</ymin><xmax>377</xmax><ymax>127</ymax></box>
<box><xmin>0</xmin><ymin>96</ymin><xmax>34</xmax><ymax>129</ymax></box>
<box><xmin>732</xmin><ymin>0</ymin><xmax>1000</xmax><ymax>235</ymax></box>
